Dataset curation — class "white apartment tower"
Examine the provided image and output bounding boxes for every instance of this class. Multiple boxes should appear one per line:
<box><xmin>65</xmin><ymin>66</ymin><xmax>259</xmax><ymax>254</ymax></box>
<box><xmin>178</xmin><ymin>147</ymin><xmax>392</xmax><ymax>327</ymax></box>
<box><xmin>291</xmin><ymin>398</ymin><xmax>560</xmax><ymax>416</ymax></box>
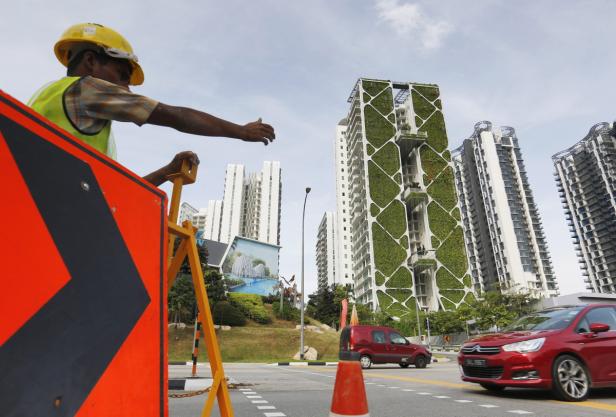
<box><xmin>316</xmin><ymin>212</ymin><xmax>337</xmax><ymax>287</ymax></box>
<box><xmin>203</xmin><ymin>200</ymin><xmax>223</xmax><ymax>241</ymax></box>
<box><xmin>334</xmin><ymin>121</ymin><xmax>355</xmax><ymax>287</ymax></box>
<box><xmin>178</xmin><ymin>202</ymin><xmax>198</xmax><ymax>226</ymax></box>
<box><xmin>219</xmin><ymin>162</ymin><xmax>282</xmax><ymax>245</ymax></box>
<box><xmin>220</xmin><ymin>164</ymin><xmax>246</xmax><ymax>244</ymax></box>
<box><xmin>453</xmin><ymin>121</ymin><xmax>558</xmax><ymax>297</ymax></box>
<box><xmin>553</xmin><ymin>122</ymin><xmax>616</xmax><ymax>293</ymax></box>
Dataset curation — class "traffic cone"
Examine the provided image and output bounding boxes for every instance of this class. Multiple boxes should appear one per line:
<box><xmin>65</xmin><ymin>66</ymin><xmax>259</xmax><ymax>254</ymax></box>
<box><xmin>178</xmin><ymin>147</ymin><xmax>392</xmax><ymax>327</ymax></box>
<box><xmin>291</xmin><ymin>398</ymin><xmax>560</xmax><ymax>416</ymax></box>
<box><xmin>329</xmin><ymin>353</ymin><xmax>369</xmax><ymax>417</ymax></box>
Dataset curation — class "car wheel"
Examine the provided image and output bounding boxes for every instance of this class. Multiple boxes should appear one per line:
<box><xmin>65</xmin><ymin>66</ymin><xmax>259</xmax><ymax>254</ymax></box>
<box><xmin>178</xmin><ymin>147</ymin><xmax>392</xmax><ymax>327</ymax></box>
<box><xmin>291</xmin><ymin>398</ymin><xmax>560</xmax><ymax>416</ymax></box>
<box><xmin>552</xmin><ymin>355</ymin><xmax>590</xmax><ymax>402</ymax></box>
<box><xmin>480</xmin><ymin>383</ymin><xmax>505</xmax><ymax>392</ymax></box>
<box><xmin>360</xmin><ymin>355</ymin><xmax>372</xmax><ymax>369</ymax></box>
<box><xmin>414</xmin><ymin>355</ymin><xmax>427</xmax><ymax>369</ymax></box>
<box><xmin>399</xmin><ymin>363</ymin><xmax>410</xmax><ymax>368</ymax></box>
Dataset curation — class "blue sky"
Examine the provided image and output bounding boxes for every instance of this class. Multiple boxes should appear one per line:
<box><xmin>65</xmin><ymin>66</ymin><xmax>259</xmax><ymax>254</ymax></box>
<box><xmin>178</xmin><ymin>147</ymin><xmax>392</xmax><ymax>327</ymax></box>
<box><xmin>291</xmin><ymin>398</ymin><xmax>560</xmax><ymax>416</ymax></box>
<box><xmin>3</xmin><ymin>1</ymin><xmax>615</xmax><ymax>297</ymax></box>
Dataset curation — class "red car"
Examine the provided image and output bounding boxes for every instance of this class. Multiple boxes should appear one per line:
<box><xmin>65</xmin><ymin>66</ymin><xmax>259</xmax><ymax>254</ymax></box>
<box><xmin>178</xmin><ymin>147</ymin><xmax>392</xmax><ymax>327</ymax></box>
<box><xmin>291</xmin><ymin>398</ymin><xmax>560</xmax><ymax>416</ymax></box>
<box><xmin>458</xmin><ymin>304</ymin><xmax>616</xmax><ymax>401</ymax></box>
<box><xmin>340</xmin><ymin>325</ymin><xmax>431</xmax><ymax>369</ymax></box>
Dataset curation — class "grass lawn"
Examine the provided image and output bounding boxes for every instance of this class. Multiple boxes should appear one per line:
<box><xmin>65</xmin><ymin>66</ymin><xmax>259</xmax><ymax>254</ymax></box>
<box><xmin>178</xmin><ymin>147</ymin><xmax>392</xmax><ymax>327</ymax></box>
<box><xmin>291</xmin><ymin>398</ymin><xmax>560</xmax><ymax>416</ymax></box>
<box><xmin>168</xmin><ymin>324</ymin><xmax>341</xmax><ymax>363</ymax></box>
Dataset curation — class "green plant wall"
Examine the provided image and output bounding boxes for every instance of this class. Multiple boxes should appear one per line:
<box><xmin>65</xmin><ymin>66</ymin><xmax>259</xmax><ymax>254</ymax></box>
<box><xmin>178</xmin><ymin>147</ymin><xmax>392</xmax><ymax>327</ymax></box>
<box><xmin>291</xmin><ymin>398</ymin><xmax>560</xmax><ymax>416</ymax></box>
<box><xmin>361</xmin><ymin>79</ymin><xmax>415</xmax><ymax>318</ymax></box>
<box><xmin>412</xmin><ymin>84</ymin><xmax>473</xmax><ymax>311</ymax></box>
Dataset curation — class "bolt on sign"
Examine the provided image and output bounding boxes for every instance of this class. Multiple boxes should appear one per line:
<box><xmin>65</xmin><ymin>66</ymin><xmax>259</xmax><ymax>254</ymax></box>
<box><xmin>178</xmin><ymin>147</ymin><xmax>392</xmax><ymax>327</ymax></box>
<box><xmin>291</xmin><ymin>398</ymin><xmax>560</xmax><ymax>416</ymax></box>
<box><xmin>0</xmin><ymin>90</ymin><xmax>168</xmax><ymax>417</ymax></box>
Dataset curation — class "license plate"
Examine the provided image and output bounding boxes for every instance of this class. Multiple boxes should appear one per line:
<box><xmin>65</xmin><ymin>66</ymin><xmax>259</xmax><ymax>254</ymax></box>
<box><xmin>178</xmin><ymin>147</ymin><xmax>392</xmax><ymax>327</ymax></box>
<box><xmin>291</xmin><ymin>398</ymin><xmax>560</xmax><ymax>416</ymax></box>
<box><xmin>465</xmin><ymin>358</ymin><xmax>487</xmax><ymax>367</ymax></box>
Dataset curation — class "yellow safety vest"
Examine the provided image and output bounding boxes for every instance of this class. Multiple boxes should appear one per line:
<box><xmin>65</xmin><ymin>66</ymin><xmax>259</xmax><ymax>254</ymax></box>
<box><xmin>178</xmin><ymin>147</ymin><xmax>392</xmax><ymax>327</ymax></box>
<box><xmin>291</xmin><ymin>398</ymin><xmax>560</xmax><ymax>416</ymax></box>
<box><xmin>28</xmin><ymin>77</ymin><xmax>116</xmax><ymax>159</ymax></box>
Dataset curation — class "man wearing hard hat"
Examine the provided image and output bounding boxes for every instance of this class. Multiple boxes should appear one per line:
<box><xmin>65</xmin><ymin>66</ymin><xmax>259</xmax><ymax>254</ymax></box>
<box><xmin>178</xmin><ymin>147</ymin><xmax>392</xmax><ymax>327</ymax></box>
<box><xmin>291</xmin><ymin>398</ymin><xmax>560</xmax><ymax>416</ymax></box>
<box><xmin>29</xmin><ymin>23</ymin><xmax>275</xmax><ymax>186</ymax></box>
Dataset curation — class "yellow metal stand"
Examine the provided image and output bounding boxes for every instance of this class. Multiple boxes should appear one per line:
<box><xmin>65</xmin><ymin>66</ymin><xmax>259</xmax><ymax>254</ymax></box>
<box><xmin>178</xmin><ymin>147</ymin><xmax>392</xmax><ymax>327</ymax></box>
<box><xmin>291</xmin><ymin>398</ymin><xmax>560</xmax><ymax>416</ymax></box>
<box><xmin>166</xmin><ymin>161</ymin><xmax>234</xmax><ymax>417</ymax></box>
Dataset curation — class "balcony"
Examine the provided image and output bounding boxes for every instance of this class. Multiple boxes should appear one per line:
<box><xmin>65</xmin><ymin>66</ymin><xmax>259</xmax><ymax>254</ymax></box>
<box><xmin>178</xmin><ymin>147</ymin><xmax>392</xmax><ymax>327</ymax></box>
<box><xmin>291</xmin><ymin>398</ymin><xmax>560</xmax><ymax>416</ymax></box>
<box><xmin>396</xmin><ymin>128</ymin><xmax>427</xmax><ymax>154</ymax></box>
<box><xmin>403</xmin><ymin>188</ymin><xmax>428</xmax><ymax>205</ymax></box>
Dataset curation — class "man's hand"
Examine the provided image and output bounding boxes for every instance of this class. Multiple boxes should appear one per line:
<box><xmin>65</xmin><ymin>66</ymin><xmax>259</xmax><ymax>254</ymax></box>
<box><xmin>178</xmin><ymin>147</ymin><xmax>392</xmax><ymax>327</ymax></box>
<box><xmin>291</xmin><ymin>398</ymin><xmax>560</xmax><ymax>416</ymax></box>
<box><xmin>143</xmin><ymin>151</ymin><xmax>200</xmax><ymax>187</ymax></box>
<box><xmin>240</xmin><ymin>118</ymin><xmax>275</xmax><ymax>145</ymax></box>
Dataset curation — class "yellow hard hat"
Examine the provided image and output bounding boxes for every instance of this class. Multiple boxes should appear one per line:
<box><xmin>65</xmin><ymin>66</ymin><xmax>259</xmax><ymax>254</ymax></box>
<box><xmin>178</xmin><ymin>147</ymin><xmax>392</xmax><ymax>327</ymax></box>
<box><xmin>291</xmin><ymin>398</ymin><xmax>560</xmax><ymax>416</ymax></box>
<box><xmin>54</xmin><ymin>23</ymin><xmax>144</xmax><ymax>85</ymax></box>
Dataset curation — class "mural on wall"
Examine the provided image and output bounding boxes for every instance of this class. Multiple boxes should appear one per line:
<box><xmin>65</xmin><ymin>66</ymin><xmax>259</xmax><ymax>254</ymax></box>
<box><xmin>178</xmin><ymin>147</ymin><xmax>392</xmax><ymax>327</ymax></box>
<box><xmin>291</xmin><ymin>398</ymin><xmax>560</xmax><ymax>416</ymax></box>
<box><xmin>221</xmin><ymin>236</ymin><xmax>280</xmax><ymax>296</ymax></box>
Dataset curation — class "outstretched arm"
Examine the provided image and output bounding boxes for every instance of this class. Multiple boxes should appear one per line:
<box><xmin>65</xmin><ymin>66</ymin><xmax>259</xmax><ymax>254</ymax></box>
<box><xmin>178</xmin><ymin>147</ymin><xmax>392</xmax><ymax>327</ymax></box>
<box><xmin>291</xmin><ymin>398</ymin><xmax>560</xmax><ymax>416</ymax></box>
<box><xmin>146</xmin><ymin>103</ymin><xmax>275</xmax><ymax>145</ymax></box>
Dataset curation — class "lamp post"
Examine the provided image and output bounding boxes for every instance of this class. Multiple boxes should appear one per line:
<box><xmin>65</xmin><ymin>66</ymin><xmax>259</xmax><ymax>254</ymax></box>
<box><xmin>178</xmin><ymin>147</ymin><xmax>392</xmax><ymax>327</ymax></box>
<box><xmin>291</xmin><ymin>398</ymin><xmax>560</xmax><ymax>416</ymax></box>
<box><xmin>300</xmin><ymin>187</ymin><xmax>311</xmax><ymax>360</ymax></box>
<box><xmin>423</xmin><ymin>307</ymin><xmax>432</xmax><ymax>350</ymax></box>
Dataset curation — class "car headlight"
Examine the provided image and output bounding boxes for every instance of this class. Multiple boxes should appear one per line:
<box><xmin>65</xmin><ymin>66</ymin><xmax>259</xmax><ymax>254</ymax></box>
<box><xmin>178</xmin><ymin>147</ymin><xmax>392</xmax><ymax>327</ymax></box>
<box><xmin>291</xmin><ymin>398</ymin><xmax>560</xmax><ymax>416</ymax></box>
<box><xmin>502</xmin><ymin>337</ymin><xmax>545</xmax><ymax>353</ymax></box>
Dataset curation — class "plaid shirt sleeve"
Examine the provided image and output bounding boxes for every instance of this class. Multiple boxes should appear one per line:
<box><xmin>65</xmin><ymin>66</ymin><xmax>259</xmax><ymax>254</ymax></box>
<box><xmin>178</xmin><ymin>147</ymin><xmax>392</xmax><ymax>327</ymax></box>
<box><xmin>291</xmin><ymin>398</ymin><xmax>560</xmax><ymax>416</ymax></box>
<box><xmin>65</xmin><ymin>76</ymin><xmax>159</xmax><ymax>129</ymax></box>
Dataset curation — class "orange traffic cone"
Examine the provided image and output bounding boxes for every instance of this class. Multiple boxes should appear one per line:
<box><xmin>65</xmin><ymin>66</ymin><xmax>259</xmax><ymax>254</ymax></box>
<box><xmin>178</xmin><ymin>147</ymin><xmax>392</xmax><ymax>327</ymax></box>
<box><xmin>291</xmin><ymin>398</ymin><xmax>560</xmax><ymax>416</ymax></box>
<box><xmin>329</xmin><ymin>352</ymin><xmax>369</xmax><ymax>417</ymax></box>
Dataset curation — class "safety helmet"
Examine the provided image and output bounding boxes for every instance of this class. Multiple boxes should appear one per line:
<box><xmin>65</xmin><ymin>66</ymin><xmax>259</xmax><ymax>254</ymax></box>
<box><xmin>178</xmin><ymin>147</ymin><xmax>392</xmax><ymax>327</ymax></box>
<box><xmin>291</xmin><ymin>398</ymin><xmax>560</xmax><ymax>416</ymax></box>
<box><xmin>54</xmin><ymin>23</ymin><xmax>144</xmax><ymax>85</ymax></box>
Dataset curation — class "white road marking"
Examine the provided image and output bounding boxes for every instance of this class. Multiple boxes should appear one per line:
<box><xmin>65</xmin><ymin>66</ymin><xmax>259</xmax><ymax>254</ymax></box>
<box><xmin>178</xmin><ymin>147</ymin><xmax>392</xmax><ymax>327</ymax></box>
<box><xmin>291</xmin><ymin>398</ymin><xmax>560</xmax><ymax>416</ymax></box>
<box><xmin>252</xmin><ymin>400</ymin><xmax>268</xmax><ymax>404</ymax></box>
<box><xmin>264</xmin><ymin>413</ymin><xmax>286</xmax><ymax>417</ymax></box>
<box><xmin>402</xmin><ymin>389</ymin><xmax>415</xmax><ymax>392</ymax></box>
<box><xmin>366</xmin><ymin>382</ymin><xmax>375</xmax><ymax>385</ymax></box>
<box><xmin>455</xmin><ymin>400</ymin><xmax>473</xmax><ymax>403</ymax></box>
<box><xmin>388</xmin><ymin>386</ymin><xmax>400</xmax><ymax>389</ymax></box>
<box><xmin>242</xmin><ymin>391</ymin><xmax>257</xmax><ymax>395</ymax></box>
<box><xmin>377</xmin><ymin>384</ymin><xmax>386</xmax><ymax>387</ymax></box>
<box><xmin>417</xmin><ymin>392</ymin><xmax>431</xmax><ymax>395</ymax></box>
<box><xmin>247</xmin><ymin>395</ymin><xmax>263</xmax><ymax>399</ymax></box>
<box><xmin>239</xmin><ymin>388</ymin><xmax>251</xmax><ymax>391</ymax></box>
<box><xmin>508</xmin><ymin>411</ymin><xmax>533</xmax><ymax>415</ymax></box>
<box><xmin>257</xmin><ymin>406</ymin><xmax>276</xmax><ymax>410</ymax></box>
<box><xmin>434</xmin><ymin>396</ymin><xmax>450</xmax><ymax>399</ymax></box>
<box><xmin>480</xmin><ymin>404</ymin><xmax>499</xmax><ymax>408</ymax></box>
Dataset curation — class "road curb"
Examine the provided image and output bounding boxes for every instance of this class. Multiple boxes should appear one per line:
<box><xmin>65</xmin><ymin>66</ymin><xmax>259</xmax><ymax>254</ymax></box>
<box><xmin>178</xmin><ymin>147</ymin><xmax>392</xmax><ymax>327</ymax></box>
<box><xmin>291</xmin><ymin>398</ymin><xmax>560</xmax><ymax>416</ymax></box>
<box><xmin>274</xmin><ymin>361</ymin><xmax>338</xmax><ymax>366</ymax></box>
<box><xmin>169</xmin><ymin>376</ymin><xmax>239</xmax><ymax>391</ymax></box>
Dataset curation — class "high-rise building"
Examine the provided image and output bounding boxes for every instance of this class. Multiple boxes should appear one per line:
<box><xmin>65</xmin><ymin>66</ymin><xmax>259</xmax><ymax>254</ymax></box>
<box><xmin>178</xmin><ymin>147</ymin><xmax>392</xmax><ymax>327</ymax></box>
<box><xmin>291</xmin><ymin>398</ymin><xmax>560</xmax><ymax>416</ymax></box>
<box><xmin>316</xmin><ymin>212</ymin><xmax>337</xmax><ymax>288</ymax></box>
<box><xmin>337</xmin><ymin>78</ymin><xmax>473</xmax><ymax>316</ymax></box>
<box><xmin>218</xmin><ymin>162</ymin><xmax>282</xmax><ymax>245</ymax></box>
<box><xmin>553</xmin><ymin>122</ymin><xmax>616</xmax><ymax>293</ymax></box>
<box><xmin>178</xmin><ymin>202</ymin><xmax>198</xmax><ymax>225</ymax></box>
<box><xmin>334</xmin><ymin>122</ymin><xmax>355</xmax><ymax>287</ymax></box>
<box><xmin>453</xmin><ymin>121</ymin><xmax>558</xmax><ymax>297</ymax></box>
<box><xmin>202</xmin><ymin>200</ymin><xmax>223</xmax><ymax>241</ymax></box>
<box><xmin>220</xmin><ymin>164</ymin><xmax>245</xmax><ymax>244</ymax></box>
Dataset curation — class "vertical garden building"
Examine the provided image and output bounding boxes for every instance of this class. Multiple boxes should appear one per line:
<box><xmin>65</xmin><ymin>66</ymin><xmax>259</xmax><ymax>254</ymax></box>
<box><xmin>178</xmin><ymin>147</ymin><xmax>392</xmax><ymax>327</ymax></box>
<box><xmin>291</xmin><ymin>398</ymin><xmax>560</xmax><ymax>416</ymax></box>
<box><xmin>337</xmin><ymin>78</ymin><xmax>474</xmax><ymax>316</ymax></box>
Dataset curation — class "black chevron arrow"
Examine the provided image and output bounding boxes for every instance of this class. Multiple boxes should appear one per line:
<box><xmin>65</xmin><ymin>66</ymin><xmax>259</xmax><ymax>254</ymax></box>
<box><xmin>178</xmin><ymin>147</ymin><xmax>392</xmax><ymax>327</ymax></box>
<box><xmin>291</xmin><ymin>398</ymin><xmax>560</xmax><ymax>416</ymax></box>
<box><xmin>0</xmin><ymin>116</ymin><xmax>150</xmax><ymax>417</ymax></box>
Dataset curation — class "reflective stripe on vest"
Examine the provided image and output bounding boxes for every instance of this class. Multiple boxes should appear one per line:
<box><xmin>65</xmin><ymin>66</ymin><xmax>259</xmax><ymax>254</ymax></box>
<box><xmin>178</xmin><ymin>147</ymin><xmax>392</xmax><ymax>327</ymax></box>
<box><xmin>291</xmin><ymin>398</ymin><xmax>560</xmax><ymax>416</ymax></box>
<box><xmin>28</xmin><ymin>77</ymin><xmax>115</xmax><ymax>158</ymax></box>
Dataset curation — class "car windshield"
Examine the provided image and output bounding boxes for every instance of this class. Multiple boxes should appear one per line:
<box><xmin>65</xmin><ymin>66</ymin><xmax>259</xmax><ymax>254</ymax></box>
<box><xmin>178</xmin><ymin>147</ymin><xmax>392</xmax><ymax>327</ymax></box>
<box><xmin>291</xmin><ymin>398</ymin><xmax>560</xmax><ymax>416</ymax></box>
<box><xmin>504</xmin><ymin>307</ymin><xmax>585</xmax><ymax>331</ymax></box>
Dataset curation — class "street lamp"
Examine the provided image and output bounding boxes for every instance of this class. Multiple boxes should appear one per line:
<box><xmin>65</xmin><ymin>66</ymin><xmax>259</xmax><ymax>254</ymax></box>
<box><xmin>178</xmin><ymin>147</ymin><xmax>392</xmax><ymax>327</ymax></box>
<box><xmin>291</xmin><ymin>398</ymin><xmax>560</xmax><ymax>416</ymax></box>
<box><xmin>423</xmin><ymin>307</ymin><xmax>432</xmax><ymax>351</ymax></box>
<box><xmin>300</xmin><ymin>187</ymin><xmax>311</xmax><ymax>360</ymax></box>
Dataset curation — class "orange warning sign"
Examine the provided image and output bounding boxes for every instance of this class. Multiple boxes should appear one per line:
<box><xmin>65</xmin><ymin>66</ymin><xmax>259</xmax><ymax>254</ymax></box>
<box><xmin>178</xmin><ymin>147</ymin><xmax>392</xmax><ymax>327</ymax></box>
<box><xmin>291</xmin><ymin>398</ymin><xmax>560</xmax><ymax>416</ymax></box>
<box><xmin>0</xmin><ymin>90</ymin><xmax>168</xmax><ymax>417</ymax></box>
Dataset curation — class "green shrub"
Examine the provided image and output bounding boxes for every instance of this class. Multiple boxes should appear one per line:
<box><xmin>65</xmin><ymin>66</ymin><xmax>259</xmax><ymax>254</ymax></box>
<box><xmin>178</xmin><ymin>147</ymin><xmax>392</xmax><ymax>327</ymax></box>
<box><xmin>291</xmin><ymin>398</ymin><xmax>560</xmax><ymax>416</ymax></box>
<box><xmin>427</xmin><ymin>168</ymin><xmax>457</xmax><ymax>211</ymax></box>
<box><xmin>440</xmin><ymin>297</ymin><xmax>456</xmax><ymax>311</ymax></box>
<box><xmin>427</xmin><ymin>202</ymin><xmax>456</xmax><ymax>242</ymax></box>
<box><xmin>434</xmin><ymin>99</ymin><xmax>442</xmax><ymax>110</ymax></box>
<box><xmin>272</xmin><ymin>301</ymin><xmax>300</xmax><ymax>323</ymax></box>
<box><xmin>376</xmin><ymin>200</ymin><xmax>407</xmax><ymax>239</ymax></box>
<box><xmin>385</xmin><ymin>267</ymin><xmax>413</xmax><ymax>288</ymax></box>
<box><xmin>440</xmin><ymin>289</ymin><xmax>465</xmax><ymax>304</ymax></box>
<box><xmin>372</xmin><ymin>223</ymin><xmax>408</xmax><ymax>276</ymax></box>
<box><xmin>452</xmin><ymin>208</ymin><xmax>461</xmax><ymax>221</ymax></box>
<box><xmin>385</xmin><ymin>301</ymin><xmax>411</xmax><ymax>318</ymax></box>
<box><xmin>375</xmin><ymin>271</ymin><xmax>386</xmax><ymax>286</ymax></box>
<box><xmin>364</xmin><ymin>105</ymin><xmax>396</xmax><ymax>148</ymax></box>
<box><xmin>377</xmin><ymin>289</ymin><xmax>393</xmax><ymax>309</ymax></box>
<box><xmin>367</xmin><ymin>144</ymin><xmax>375</xmax><ymax>155</ymax></box>
<box><xmin>387</xmin><ymin>288</ymin><xmax>413</xmax><ymax>303</ymax></box>
<box><xmin>412</xmin><ymin>90</ymin><xmax>433</xmax><ymax>120</ymax></box>
<box><xmin>394</xmin><ymin>173</ymin><xmax>402</xmax><ymax>183</ymax></box>
<box><xmin>414</xmin><ymin>85</ymin><xmax>440</xmax><ymax>103</ymax></box>
<box><xmin>463</xmin><ymin>292</ymin><xmax>477</xmax><ymax>304</ymax></box>
<box><xmin>212</xmin><ymin>301</ymin><xmax>247</xmax><ymax>326</ymax></box>
<box><xmin>436</xmin><ymin>267</ymin><xmax>464</xmax><ymax>289</ymax></box>
<box><xmin>363</xmin><ymin>79</ymin><xmax>389</xmax><ymax>97</ymax></box>
<box><xmin>368</xmin><ymin>161</ymin><xmax>400</xmax><ymax>208</ymax></box>
<box><xmin>372</xmin><ymin>142</ymin><xmax>400</xmax><ymax>176</ymax></box>
<box><xmin>371</xmin><ymin>88</ymin><xmax>394</xmax><ymax>115</ymax></box>
<box><xmin>421</xmin><ymin>112</ymin><xmax>448</xmax><ymax>153</ymax></box>
<box><xmin>370</xmin><ymin>203</ymin><xmax>380</xmax><ymax>217</ymax></box>
<box><xmin>399</xmin><ymin>235</ymin><xmax>409</xmax><ymax>249</ymax></box>
<box><xmin>431</xmin><ymin>236</ymin><xmax>440</xmax><ymax>248</ymax></box>
<box><xmin>405</xmin><ymin>296</ymin><xmax>417</xmax><ymax>311</ymax></box>
<box><xmin>463</xmin><ymin>275</ymin><xmax>472</xmax><ymax>288</ymax></box>
<box><xmin>420</xmin><ymin>146</ymin><xmax>447</xmax><ymax>183</ymax></box>
<box><xmin>228</xmin><ymin>293</ymin><xmax>272</xmax><ymax>324</ymax></box>
<box><xmin>442</xmin><ymin>150</ymin><xmax>451</xmax><ymax>161</ymax></box>
<box><xmin>436</xmin><ymin>227</ymin><xmax>468</xmax><ymax>278</ymax></box>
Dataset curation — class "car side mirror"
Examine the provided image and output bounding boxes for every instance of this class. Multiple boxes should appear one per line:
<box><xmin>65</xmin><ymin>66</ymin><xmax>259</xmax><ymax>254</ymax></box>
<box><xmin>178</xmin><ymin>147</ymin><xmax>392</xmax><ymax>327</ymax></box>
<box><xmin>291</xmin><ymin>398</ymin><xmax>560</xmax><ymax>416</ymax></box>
<box><xmin>590</xmin><ymin>323</ymin><xmax>610</xmax><ymax>333</ymax></box>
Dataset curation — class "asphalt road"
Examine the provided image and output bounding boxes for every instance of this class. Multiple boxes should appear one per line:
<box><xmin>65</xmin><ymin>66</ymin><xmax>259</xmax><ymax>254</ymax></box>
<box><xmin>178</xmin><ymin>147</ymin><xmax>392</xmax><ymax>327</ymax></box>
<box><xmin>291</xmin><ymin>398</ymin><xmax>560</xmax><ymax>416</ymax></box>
<box><xmin>169</xmin><ymin>362</ymin><xmax>616</xmax><ymax>417</ymax></box>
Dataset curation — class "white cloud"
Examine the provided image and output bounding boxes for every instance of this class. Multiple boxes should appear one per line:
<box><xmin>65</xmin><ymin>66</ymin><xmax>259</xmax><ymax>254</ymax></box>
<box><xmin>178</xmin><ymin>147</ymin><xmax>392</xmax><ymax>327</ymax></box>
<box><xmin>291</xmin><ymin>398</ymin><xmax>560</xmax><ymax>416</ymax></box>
<box><xmin>375</xmin><ymin>0</ymin><xmax>452</xmax><ymax>50</ymax></box>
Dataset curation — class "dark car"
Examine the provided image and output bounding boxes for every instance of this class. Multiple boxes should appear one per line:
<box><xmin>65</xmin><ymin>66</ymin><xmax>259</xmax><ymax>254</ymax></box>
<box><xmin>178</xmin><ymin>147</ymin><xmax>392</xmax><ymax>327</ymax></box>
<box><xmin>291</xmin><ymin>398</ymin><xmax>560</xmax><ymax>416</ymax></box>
<box><xmin>340</xmin><ymin>325</ymin><xmax>431</xmax><ymax>369</ymax></box>
<box><xmin>458</xmin><ymin>304</ymin><xmax>616</xmax><ymax>401</ymax></box>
